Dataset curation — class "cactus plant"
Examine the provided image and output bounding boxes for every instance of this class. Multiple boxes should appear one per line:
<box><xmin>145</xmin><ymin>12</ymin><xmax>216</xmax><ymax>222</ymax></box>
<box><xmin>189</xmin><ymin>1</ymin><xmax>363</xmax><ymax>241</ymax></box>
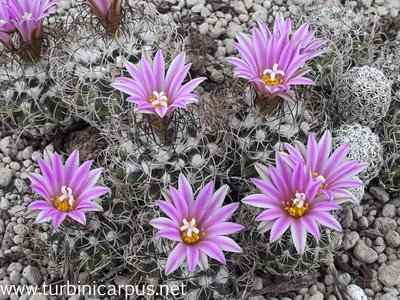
<box><xmin>333</xmin><ymin>66</ymin><xmax>392</xmax><ymax>127</ymax></box>
<box><xmin>333</xmin><ymin>123</ymin><xmax>383</xmax><ymax>184</ymax></box>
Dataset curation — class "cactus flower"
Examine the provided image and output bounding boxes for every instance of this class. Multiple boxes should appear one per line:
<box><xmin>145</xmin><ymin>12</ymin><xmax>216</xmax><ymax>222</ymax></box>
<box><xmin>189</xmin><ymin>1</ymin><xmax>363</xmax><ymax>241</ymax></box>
<box><xmin>282</xmin><ymin>130</ymin><xmax>368</xmax><ymax>203</ymax></box>
<box><xmin>8</xmin><ymin>0</ymin><xmax>58</xmax><ymax>43</ymax></box>
<box><xmin>150</xmin><ymin>174</ymin><xmax>244</xmax><ymax>275</ymax></box>
<box><xmin>0</xmin><ymin>1</ymin><xmax>16</xmax><ymax>33</ymax></box>
<box><xmin>242</xmin><ymin>155</ymin><xmax>342</xmax><ymax>254</ymax></box>
<box><xmin>27</xmin><ymin>150</ymin><xmax>110</xmax><ymax>229</ymax></box>
<box><xmin>226</xmin><ymin>14</ymin><xmax>325</xmax><ymax>114</ymax></box>
<box><xmin>111</xmin><ymin>50</ymin><xmax>206</xmax><ymax>119</ymax></box>
<box><xmin>86</xmin><ymin>0</ymin><xmax>121</xmax><ymax>36</ymax></box>
<box><xmin>0</xmin><ymin>1</ymin><xmax>15</xmax><ymax>48</ymax></box>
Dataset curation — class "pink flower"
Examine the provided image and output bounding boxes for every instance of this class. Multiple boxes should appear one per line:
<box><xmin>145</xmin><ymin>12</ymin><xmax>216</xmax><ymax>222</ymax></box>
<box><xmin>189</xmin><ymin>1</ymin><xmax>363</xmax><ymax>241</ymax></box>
<box><xmin>242</xmin><ymin>155</ymin><xmax>342</xmax><ymax>254</ymax></box>
<box><xmin>226</xmin><ymin>14</ymin><xmax>325</xmax><ymax>100</ymax></box>
<box><xmin>85</xmin><ymin>0</ymin><xmax>121</xmax><ymax>35</ymax></box>
<box><xmin>282</xmin><ymin>130</ymin><xmax>368</xmax><ymax>203</ymax></box>
<box><xmin>8</xmin><ymin>0</ymin><xmax>58</xmax><ymax>42</ymax></box>
<box><xmin>0</xmin><ymin>1</ymin><xmax>16</xmax><ymax>33</ymax></box>
<box><xmin>150</xmin><ymin>174</ymin><xmax>244</xmax><ymax>275</ymax></box>
<box><xmin>111</xmin><ymin>50</ymin><xmax>206</xmax><ymax>118</ymax></box>
<box><xmin>27</xmin><ymin>150</ymin><xmax>110</xmax><ymax>229</ymax></box>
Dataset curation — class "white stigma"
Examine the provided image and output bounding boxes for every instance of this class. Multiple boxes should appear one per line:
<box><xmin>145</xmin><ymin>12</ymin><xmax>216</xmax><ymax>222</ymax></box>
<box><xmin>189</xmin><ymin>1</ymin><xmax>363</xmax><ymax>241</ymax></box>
<box><xmin>22</xmin><ymin>12</ymin><xmax>33</xmax><ymax>21</ymax></box>
<box><xmin>316</xmin><ymin>175</ymin><xmax>326</xmax><ymax>183</ymax></box>
<box><xmin>0</xmin><ymin>19</ymin><xmax>5</xmax><ymax>27</ymax></box>
<box><xmin>180</xmin><ymin>218</ymin><xmax>199</xmax><ymax>237</ymax></box>
<box><xmin>151</xmin><ymin>91</ymin><xmax>168</xmax><ymax>108</ymax></box>
<box><xmin>293</xmin><ymin>192</ymin><xmax>306</xmax><ymax>208</ymax></box>
<box><xmin>59</xmin><ymin>186</ymin><xmax>74</xmax><ymax>206</ymax></box>
<box><xmin>263</xmin><ymin>63</ymin><xmax>285</xmax><ymax>81</ymax></box>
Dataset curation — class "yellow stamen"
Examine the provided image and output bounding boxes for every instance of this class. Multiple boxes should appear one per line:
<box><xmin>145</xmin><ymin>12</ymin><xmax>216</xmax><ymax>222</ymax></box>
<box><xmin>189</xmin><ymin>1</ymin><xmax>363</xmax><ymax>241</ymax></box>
<box><xmin>312</xmin><ymin>172</ymin><xmax>328</xmax><ymax>189</ymax></box>
<box><xmin>149</xmin><ymin>91</ymin><xmax>168</xmax><ymax>109</ymax></box>
<box><xmin>263</xmin><ymin>74</ymin><xmax>283</xmax><ymax>86</ymax></box>
<box><xmin>283</xmin><ymin>192</ymin><xmax>309</xmax><ymax>218</ymax></box>
<box><xmin>181</xmin><ymin>225</ymin><xmax>205</xmax><ymax>245</ymax></box>
<box><xmin>54</xmin><ymin>194</ymin><xmax>75</xmax><ymax>212</ymax></box>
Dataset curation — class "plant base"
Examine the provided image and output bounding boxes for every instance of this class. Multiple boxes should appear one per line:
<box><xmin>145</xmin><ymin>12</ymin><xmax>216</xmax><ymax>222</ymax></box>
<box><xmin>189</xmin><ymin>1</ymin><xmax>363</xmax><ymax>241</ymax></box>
<box><xmin>255</xmin><ymin>93</ymin><xmax>283</xmax><ymax>117</ymax></box>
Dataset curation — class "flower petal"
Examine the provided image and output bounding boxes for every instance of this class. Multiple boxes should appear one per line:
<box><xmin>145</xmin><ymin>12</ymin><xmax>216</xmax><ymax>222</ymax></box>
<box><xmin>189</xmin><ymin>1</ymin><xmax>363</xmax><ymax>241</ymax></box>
<box><xmin>165</xmin><ymin>243</ymin><xmax>187</xmax><ymax>275</ymax></box>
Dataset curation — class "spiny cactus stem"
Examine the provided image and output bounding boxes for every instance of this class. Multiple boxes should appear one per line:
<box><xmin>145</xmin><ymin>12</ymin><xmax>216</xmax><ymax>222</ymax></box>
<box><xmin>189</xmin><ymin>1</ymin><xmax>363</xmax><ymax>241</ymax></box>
<box><xmin>15</xmin><ymin>29</ymin><xmax>44</xmax><ymax>65</ymax></box>
<box><xmin>254</xmin><ymin>91</ymin><xmax>283</xmax><ymax>117</ymax></box>
<box><xmin>148</xmin><ymin>113</ymin><xmax>174</xmax><ymax>142</ymax></box>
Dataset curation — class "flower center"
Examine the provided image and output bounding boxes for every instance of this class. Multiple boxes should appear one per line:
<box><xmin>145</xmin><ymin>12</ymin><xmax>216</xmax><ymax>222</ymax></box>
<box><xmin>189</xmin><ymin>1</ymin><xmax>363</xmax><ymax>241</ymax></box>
<box><xmin>0</xmin><ymin>19</ymin><xmax>5</xmax><ymax>27</ymax></box>
<box><xmin>149</xmin><ymin>91</ymin><xmax>169</xmax><ymax>109</ymax></box>
<box><xmin>262</xmin><ymin>63</ymin><xmax>285</xmax><ymax>87</ymax></box>
<box><xmin>53</xmin><ymin>186</ymin><xmax>75</xmax><ymax>212</ymax></box>
<box><xmin>180</xmin><ymin>218</ymin><xmax>205</xmax><ymax>245</ymax></box>
<box><xmin>283</xmin><ymin>192</ymin><xmax>309</xmax><ymax>218</ymax></box>
<box><xmin>22</xmin><ymin>12</ymin><xmax>33</xmax><ymax>21</ymax></box>
<box><xmin>313</xmin><ymin>172</ymin><xmax>328</xmax><ymax>189</ymax></box>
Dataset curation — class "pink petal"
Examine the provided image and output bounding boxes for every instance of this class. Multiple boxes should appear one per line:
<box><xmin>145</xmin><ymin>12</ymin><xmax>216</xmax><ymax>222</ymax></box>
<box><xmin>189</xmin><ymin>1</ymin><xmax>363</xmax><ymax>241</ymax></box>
<box><xmin>150</xmin><ymin>217</ymin><xmax>177</xmax><ymax>230</ymax></box>
<box><xmin>207</xmin><ymin>236</ymin><xmax>242</xmax><ymax>253</ymax></box>
<box><xmin>165</xmin><ymin>243</ymin><xmax>187</xmax><ymax>275</ymax></box>
<box><xmin>156</xmin><ymin>228</ymin><xmax>182</xmax><ymax>242</ymax></box>
<box><xmin>52</xmin><ymin>212</ymin><xmax>67</xmax><ymax>229</ymax></box>
<box><xmin>68</xmin><ymin>210</ymin><xmax>86</xmax><ymax>225</ymax></box>
<box><xmin>270</xmin><ymin>216</ymin><xmax>292</xmax><ymax>242</ymax></box>
<box><xmin>312</xmin><ymin>212</ymin><xmax>342</xmax><ymax>231</ymax></box>
<box><xmin>187</xmin><ymin>246</ymin><xmax>200</xmax><ymax>272</ymax></box>
<box><xmin>291</xmin><ymin>219</ymin><xmax>307</xmax><ymax>254</ymax></box>
<box><xmin>197</xmin><ymin>241</ymin><xmax>226</xmax><ymax>264</ymax></box>
<box><xmin>206</xmin><ymin>222</ymin><xmax>244</xmax><ymax>236</ymax></box>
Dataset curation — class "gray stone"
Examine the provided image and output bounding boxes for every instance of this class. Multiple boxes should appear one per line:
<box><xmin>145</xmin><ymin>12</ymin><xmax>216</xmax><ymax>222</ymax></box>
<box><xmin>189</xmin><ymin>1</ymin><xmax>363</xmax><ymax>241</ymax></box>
<box><xmin>22</xmin><ymin>266</ymin><xmax>42</xmax><ymax>285</ymax></box>
<box><xmin>354</xmin><ymin>240</ymin><xmax>378</xmax><ymax>264</ymax></box>
<box><xmin>374</xmin><ymin>218</ymin><xmax>397</xmax><ymax>234</ymax></box>
<box><xmin>31</xmin><ymin>151</ymin><xmax>42</xmax><ymax>162</ymax></box>
<box><xmin>200</xmin><ymin>7</ymin><xmax>211</xmax><ymax>17</ymax></box>
<box><xmin>9</xmin><ymin>205</ymin><xmax>25</xmax><ymax>217</ymax></box>
<box><xmin>293</xmin><ymin>0</ymin><xmax>314</xmax><ymax>5</ymax></box>
<box><xmin>9</xmin><ymin>270</ymin><xmax>20</xmax><ymax>285</ymax></box>
<box><xmin>378</xmin><ymin>261</ymin><xmax>400</xmax><ymax>287</ymax></box>
<box><xmin>370</xmin><ymin>186</ymin><xmax>390</xmax><ymax>203</ymax></box>
<box><xmin>346</xmin><ymin>284</ymin><xmax>367</xmax><ymax>300</ymax></box>
<box><xmin>358</xmin><ymin>216</ymin><xmax>369</xmax><ymax>228</ymax></box>
<box><xmin>243</xmin><ymin>0</ymin><xmax>253</xmax><ymax>10</ymax></box>
<box><xmin>380</xmin><ymin>294</ymin><xmax>398</xmax><ymax>300</ymax></box>
<box><xmin>7</xmin><ymin>262</ymin><xmax>23</xmax><ymax>273</ymax></box>
<box><xmin>14</xmin><ymin>178</ymin><xmax>28</xmax><ymax>193</ymax></box>
<box><xmin>186</xmin><ymin>0</ymin><xmax>205</xmax><ymax>8</ymax></box>
<box><xmin>198</xmin><ymin>22</ymin><xmax>209</xmax><ymax>35</ymax></box>
<box><xmin>383</xmin><ymin>204</ymin><xmax>396</xmax><ymax>218</ymax></box>
<box><xmin>385</xmin><ymin>230</ymin><xmax>400</xmax><ymax>248</ymax></box>
<box><xmin>308</xmin><ymin>291</ymin><xmax>324</xmax><ymax>300</ymax></box>
<box><xmin>0</xmin><ymin>168</ymin><xmax>13</xmax><ymax>187</ymax></box>
<box><xmin>251</xmin><ymin>9</ymin><xmax>268</xmax><ymax>22</ymax></box>
<box><xmin>338</xmin><ymin>273</ymin><xmax>352</xmax><ymax>287</ymax></box>
<box><xmin>0</xmin><ymin>198</ymin><xmax>10</xmax><ymax>211</ymax></box>
<box><xmin>343</xmin><ymin>231</ymin><xmax>360</xmax><ymax>250</ymax></box>
<box><xmin>22</xmin><ymin>146</ymin><xmax>34</xmax><ymax>160</ymax></box>
<box><xmin>232</xmin><ymin>0</ymin><xmax>247</xmax><ymax>14</ymax></box>
<box><xmin>0</xmin><ymin>137</ymin><xmax>13</xmax><ymax>156</ymax></box>
<box><xmin>210</xmin><ymin>22</ymin><xmax>222</xmax><ymax>38</ymax></box>
<box><xmin>9</xmin><ymin>162</ymin><xmax>20</xmax><ymax>171</ymax></box>
<box><xmin>227</xmin><ymin>23</ymin><xmax>242</xmax><ymax>38</ymax></box>
<box><xmin>191</xmin><ymin>3</ymin><xmax>203</xmax><ymax>13</ymax></box>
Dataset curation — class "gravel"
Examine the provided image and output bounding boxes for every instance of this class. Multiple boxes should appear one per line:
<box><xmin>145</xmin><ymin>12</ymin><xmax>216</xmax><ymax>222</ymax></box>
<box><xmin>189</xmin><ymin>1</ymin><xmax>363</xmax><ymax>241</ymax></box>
<box><xmin>354</xmin><ymin>240</ymin><xmax>379</xmax><ymax>264</ymax></box>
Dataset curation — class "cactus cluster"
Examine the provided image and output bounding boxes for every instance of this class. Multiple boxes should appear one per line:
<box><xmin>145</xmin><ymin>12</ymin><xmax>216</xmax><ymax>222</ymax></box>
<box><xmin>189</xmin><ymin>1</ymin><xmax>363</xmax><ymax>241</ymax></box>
<box><xmin>333</xmin><ymin>66</ymin><xmax>392</xmax><ymax>127</ymax></box>
<box><xmin>333</xmin><ymin>123</ymin><xmax>384</xmax><ymax>185</ymax></box>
